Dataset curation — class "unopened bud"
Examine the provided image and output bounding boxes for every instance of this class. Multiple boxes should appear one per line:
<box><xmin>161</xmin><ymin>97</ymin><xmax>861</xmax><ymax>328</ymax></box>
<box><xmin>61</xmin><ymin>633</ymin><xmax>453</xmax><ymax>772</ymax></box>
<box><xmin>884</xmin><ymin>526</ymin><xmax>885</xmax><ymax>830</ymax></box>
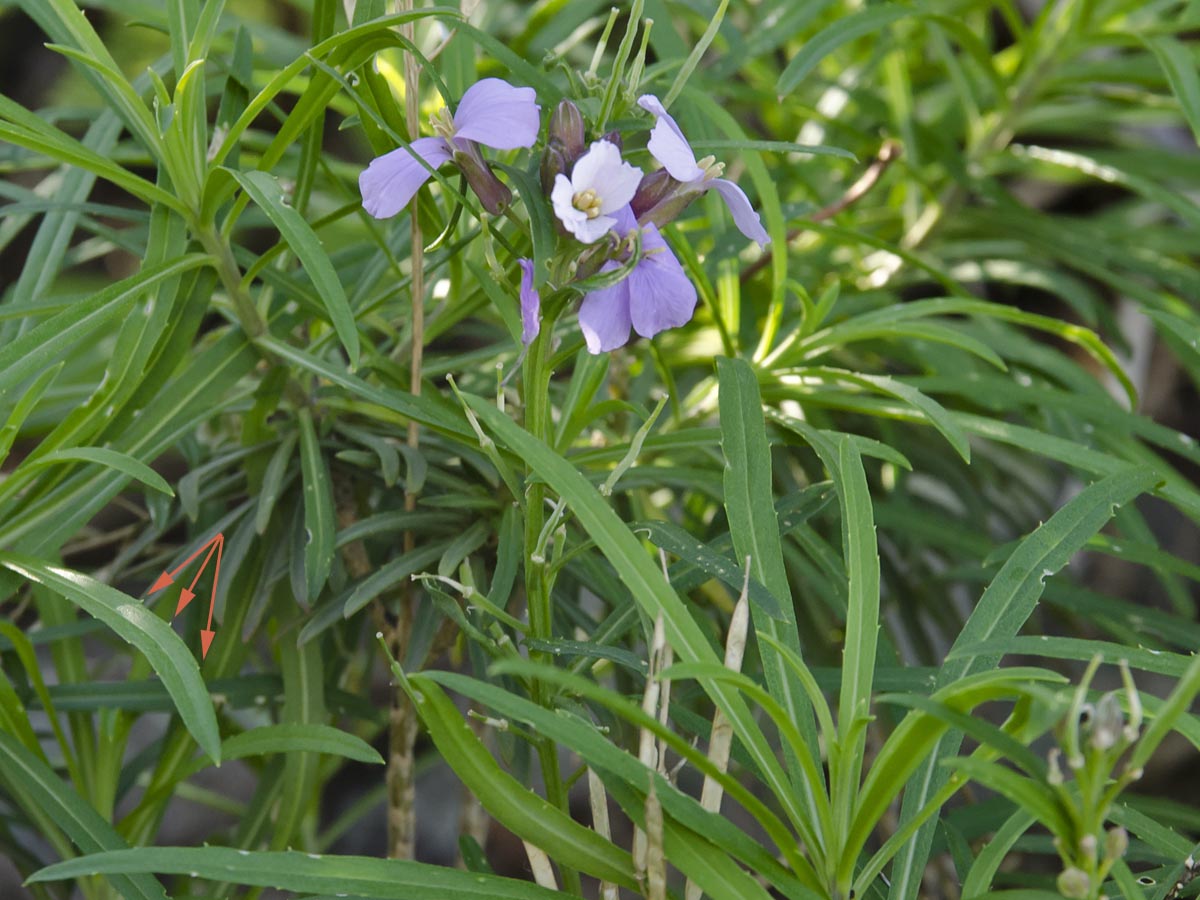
<box><xmin>549</xmin><ymin>99</ymin><xmax>586</xmax><ymax>161</ymax></box>
<box><xmin>1090</xmin><ymin>693</ymin><xmax>1124</xmax><ymax>751</ymax></box>
<box><xmin>540</xmin><ymin>142</ymin><xmax>569</xmax><ymax>195</ymax></box>
<box><xmin>1047</xmin><ymin>748</ymin><xmax>1064</xmax><ymax>786</ymax></box>
<box><xmin>1080</xmin><ymin>834</ymin><xmax>1098</xmax><ymax>863</ymax></box>
<box><xmin>453</xmin><ymin>141</ymin><xmax>511</xmax><ymax>215</ymax></box>
<box><xmin>634</xmin><ymin>182</ymin><xmax>704</xmax><ymax>231</ymax></box>
<box><xmin>1120</xmin><ymin>661</ymin><xmax>1142</xmax><ymax>741</ymax></box>
<box><xmin>1057</xmin><ymin>867</ymin><xmax>1091</xmax><ymax>899</ymax></box>
<box><xmin>630</xmin><ymin>169</ymin><xmax>676</xmax><ymax>219</ymax></box>
<box><xmin>1104</xmin><ymin>827</ymin><xmax>1128</xmax><ymax>861</ymax></box>
<box><xmin>599</xmin><ymin>130</ymin><xmax>623</xmax><ymax>151</ymax></box>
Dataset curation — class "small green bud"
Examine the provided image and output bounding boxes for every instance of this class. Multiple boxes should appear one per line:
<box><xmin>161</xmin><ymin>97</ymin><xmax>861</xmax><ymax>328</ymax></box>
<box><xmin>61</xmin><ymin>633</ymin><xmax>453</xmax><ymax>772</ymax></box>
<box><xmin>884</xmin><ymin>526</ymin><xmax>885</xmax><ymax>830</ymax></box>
<box><xmin>1104</xmin><ymin>827</ymin><xmax>1129</xmax><ymax>861</ymax></box>
<box><xmin>1090</xmin><ymin>693</ymin><xmax>1124</xmax><ymax>751</ymax></box>
<box><xmin>1057</xmin><ymin>867</ymin><xmax>1091</xmax><ymax>899</ymax></box>
<box><xmin>1080</xmin><ymin>834</ymin><xmax>1098</xmax><ymax>864</ymax></box>
<box><xmin>1047</xmin><ymin>748</ymin><xmax>1065</xmax><ymax>786</ymax></box>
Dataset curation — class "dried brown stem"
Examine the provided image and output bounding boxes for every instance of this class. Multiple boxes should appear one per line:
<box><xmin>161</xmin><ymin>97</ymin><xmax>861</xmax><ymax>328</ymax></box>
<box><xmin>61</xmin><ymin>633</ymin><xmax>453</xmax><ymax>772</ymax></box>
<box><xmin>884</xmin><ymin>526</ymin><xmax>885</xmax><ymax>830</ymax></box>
<box><xmin>740</xmin><ymin>139</ymin><xmax>902</xmax><ymax>284</ymax></box>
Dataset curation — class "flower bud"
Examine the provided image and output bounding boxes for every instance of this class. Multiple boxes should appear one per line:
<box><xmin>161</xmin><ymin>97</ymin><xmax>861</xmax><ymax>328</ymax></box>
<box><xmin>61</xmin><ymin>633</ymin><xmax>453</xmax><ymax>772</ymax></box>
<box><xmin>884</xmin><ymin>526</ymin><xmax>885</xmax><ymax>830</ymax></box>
<box><xmin>635</xmin><ymin>182</ymin><xmax>703</xmax><ymax>231</ymax></box>
<box><xmin>1057</xmin><ymin>867</ymin><xmax>1091</xmax><ymax>899</ymax></box>
<box><xmin>630</xmin><ymin>169</ymin><xmax>676</xmax><ymax>219</ymax></box>
<box><xmin>1105</xmin><ymin>827</ymin><xmax>1128</xmax><ymax>861</ymax></box>
<box><xmin>540</xmin><ymin>142</ymin><xmax>569</xmax><ymax>195</ymax></box>
<box><xmin>599</xmin><ymin>129</ymin><xmax>623</xmax><ymax>151</ymax></box>
<box><xmin>549</xmin><ymin>99</ymin><xmax>586</xmax><ymax>161</ymax></box>
<box><xmin>1090</xmin><ymin>693</ymin><xmax>1124</xmax><ymax>751</ymax></box>
<box><xmin>1080</xmin><ymin>834</ymin><xmax>1098</xmax><ymax>863</ymax></box>
<box><xmin>1047</xmin><ymin>748</ymin><xmax>1064</xmax><ymax>786</ymax></box>
<box><xmin>453</xmin><ymin>141</ymin><xmax>511</xmax><ymax>215</ymax></box>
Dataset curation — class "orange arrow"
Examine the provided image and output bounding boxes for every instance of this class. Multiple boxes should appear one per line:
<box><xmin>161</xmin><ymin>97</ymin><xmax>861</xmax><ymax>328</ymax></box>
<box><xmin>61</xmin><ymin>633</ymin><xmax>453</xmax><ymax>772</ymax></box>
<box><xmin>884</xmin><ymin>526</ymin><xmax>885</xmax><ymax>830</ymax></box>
<box><xmin>147</xmin><ymin>531</ymin><xmax>225</xmax><ymax>659</ymax></box>
<box><xmin>199</xmin><ymin>536</ymin><xmax>222</xmax><ymax>659</ymax></box>
<box><xmin>148</xmin><ymin>532</ymin><xmax>223</xmax><ymax>597</ymax></box>
<box><xmin>174</xmin><ymin>536</ymin><xmax>221</xmax><ymax>616</ymax></box>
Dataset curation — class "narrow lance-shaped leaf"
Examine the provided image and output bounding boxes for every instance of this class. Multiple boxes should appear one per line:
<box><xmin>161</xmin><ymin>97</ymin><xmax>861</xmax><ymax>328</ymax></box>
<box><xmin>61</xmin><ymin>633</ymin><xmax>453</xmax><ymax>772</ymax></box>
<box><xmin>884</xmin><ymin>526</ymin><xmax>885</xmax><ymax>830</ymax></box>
<box><xmin>0</xmin><ymin>732</ymin><xmax>169</xmax><ymax>900</ymax></box>
<box><xmin>29</xmin><ymin>847</ymin><xmax>568</xmax><ymax>899</ymax></box>
<box><xmin>885</xmin><ymin>466</ymin><xmax>1160</xmax><ymax>900</ymax></box>
<box><xmin>0</xmin><ymin>555</ymin><xmax>221</xmax><ymax>763</ymax></box>
<box><xmin>298</xmin><ymin>408</ymin><xmax>335</xmax><ymax>602</ymax></box>
<box><xmin>230</xmin><ymin>169</ymin><xmax>361</xmax><ymax>368</ymax></box>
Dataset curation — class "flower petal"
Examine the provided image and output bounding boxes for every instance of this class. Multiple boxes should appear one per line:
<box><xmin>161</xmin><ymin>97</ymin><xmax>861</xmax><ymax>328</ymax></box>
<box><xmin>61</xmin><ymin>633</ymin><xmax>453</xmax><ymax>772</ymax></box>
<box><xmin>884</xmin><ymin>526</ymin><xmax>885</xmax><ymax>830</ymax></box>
<box><xmin>709</xmin><ymin>178</ymin><xmax>771</xmax><ymax>248</ymax></box>
<box><xmin>609</xmin><ymin>203</ymin><xmax>639</xmax><ymax>236</ymax></box>
<box><xmin>627</xmin><ymin>223</ymin><xmax>698</xmax><ymax>340</ymax></box>
<box><xmin>551</xmin><ymin>172</ymin><xmax>594</xmax><ymax>241</ymax></box>
<box><xmin>598</xmin><ymin>160</ymin><xmax>644</xmax><ymax>216</ymax></box>
<box><xmin>518</xmin><ymin>258</ymin><xmax>540</xmax><ymax>345</ymax></box>
<box><xmin>569</xmin><ymin>214</ymin><xmax>620</xmax><ymax>244</ymax></box>
<box><xmin>578</xmin><ymin>263</ymin><xmax>634</xmax><ymax>353</ymax></box>
<box><xmin>358</xmin><ymin>137</ymin><xmax>451</xmax><ymax>219</ymax></box>
<box><xmin>638</xmin><ymin>94</ymin><xmax>703</xmax><ymax>183</ymax></box>
<box><xmin>452</xmin><ymin>78</ymin><xmax>541</xmax><ymax>150</ymax></box>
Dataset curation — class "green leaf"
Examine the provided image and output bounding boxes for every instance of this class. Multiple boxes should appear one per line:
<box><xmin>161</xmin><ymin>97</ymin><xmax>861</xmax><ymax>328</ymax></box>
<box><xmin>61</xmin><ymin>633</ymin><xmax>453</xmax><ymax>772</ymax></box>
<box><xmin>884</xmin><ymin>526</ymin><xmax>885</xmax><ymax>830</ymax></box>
<box><xmin>462</xmin><ymin>391</ymin><xmax>821</xmax><ymax>858</ymax></box>
<box><xmin>271</xmin><ymin>638</ymin><xmax>329</xmax><ymax>851</ymax></box>
<box><xmin>1143</xmin><ymin>35</ymin><xmax>1200</xmax><ymax>146</ymax></box>
<box><xmin>430</xmin><ymin>664</ymin><xmax>820</xmax><ymax>896</ymax></box>
<box><xmin>256</xmin><ymin>432</ymin><xmax>298</xmax><ymax>534</ymax></box>
<box><xmin>256</xmin><ymin>336</ymin><xmax>471</xmax><ymax>440</ymax></box>
<box><xmin>14</xmin><ymin>447</ymin><xmax>174</xmax><ymax>497</ymax></box>
<box><xmin>298</xmin><ymin>408</ymin><xmax>335</xmax><ymax>602</ymax></box>
<box><xmin>403</xmin><ymin>673</ymin><xmax>637</xmax><ymax>888</ymax></box>
<box><xmin>0</xmin><ymin>117</ymin><xmax>179</xmax><ymax>212</ymax></box>
<box><xmin>498</xmin><ymin>164</ymin><xmax>555</xmax><ymax>289</ymax></box>
<box><xmin>0</xmin><ymin>363</ymin><xmax>62</xmax><ymax>466</ymax></box>
<box><xmin>29</xmin><ymin>847</ymin><xmax>567</xmax><ymax>899</ymax></box>
<box><xmin>0</xmin><ymin>732</ymin><xmax>169</xmax><ymax>900</ymax></box>
<box><xmin>230</xmin><ymin>169</ymin><xmax>361</xmax><ymax>368</ymax></box>
<box><xmin>943</xmin><ymin>756</ymin><xmax>1073</xmax><ymax>839</ymax></box>
<box><xmin>717</xmin><ymin>356</ymin><xmax>826</xmax><ymax>821</ymax></box>
<box><xmin>631</xmin><ymin>519</ymin><xmax>785</xmax><ymax>619</ymax></box>
<box><xmin>0</xmin><ymin>555</ymin><xmax>221</xmax><ymax>764</ymax></box>
<box><xmin>0</xmin><ymin>255</ymin><xmax>211</xmax><ymax>397</ymax></box>
<box><xmin>886</xmin><ymin>467</ymin><xmax>1160</xmax><ymax>900</ymax></box>
<box><xmin>776</xmin><ymin>5</ymin><xmax>917</xmax><ymax>96</ymax></box>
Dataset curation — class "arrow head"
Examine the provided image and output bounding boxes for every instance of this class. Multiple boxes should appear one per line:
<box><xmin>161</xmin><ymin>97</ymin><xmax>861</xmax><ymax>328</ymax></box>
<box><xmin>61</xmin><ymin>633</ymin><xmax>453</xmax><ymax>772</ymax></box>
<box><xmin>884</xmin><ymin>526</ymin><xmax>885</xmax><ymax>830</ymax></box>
<box><xmin>148</xmin><ymin>571</ymin><xmax>174</xmax><ymax>594</ymax></box>
<box><xmin>175</xmin><ymin>588</ymin><xmax>196</xmax><ymax>616</ymax></box>
<box><xmin>200</xmin><ymin>630</ymin><xmax>215</xmax><ymax>659</ymax></box>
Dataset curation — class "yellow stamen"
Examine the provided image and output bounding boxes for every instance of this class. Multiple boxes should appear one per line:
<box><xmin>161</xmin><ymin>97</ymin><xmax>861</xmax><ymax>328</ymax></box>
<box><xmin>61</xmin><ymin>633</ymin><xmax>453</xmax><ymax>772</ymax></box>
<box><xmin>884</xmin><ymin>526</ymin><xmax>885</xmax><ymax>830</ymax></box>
<box><xmin>430</xmin><ymin>106</ymin><xmax>455</xmax><ymax>140</ymax></box>
<box><xmin>573</xmin><ymin>188</ymin><xmax>602</xmax><ymax>218</ymax></box>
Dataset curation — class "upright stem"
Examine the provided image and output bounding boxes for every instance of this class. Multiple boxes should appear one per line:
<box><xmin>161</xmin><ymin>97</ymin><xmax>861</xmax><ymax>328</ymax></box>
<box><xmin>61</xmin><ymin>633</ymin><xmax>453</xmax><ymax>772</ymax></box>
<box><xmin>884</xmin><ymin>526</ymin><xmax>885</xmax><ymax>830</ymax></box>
<box><xmin>384</xmin><ymin>0</ymin><xmax>425</xmax><ymax>862</ymax></box>
<box><xmin>195</xmin><ymin>226</ymin><xmax>266</xmax><ymax>340</ymax></box>
<box><xmin>521</xmin><ymin>313</ymin><xmax>582</xmax><ymax>895</ymax></box>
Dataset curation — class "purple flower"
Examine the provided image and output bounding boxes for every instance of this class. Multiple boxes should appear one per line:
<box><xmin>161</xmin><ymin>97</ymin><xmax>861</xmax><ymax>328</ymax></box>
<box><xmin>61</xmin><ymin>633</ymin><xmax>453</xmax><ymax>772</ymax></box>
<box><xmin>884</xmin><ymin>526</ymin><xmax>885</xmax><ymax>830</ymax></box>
<box><xmin>359</xmin><ymin>78</ymin><xmax>540</xmax><ymax>219</ymax></box>
<box><xmin>518</xmin><ymin>258</ymin><xmax>540</xmax><ymax>345</ymax></box>
<box><xmin>550</xmin><ymin>140</ymin><xmax>643</xmax><ymax>244</ymax></box>
<box><xmin>636</xmin><ymin>95</ymin><xmax>770</xmax><ymax>248</ymax></box>
<box><xmin>578</xmin><ymin>207</ymin><xmax>697</xmax><ymax>353</ymax></box>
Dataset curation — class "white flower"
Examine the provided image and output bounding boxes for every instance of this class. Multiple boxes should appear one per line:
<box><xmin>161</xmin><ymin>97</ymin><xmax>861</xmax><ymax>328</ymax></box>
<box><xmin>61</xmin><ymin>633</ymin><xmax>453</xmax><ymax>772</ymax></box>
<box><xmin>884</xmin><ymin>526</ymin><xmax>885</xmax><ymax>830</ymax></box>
<box><xmin>551</xmin><ymin>140</ymin><xmax>642</xmax><ymax>243</ymax></box>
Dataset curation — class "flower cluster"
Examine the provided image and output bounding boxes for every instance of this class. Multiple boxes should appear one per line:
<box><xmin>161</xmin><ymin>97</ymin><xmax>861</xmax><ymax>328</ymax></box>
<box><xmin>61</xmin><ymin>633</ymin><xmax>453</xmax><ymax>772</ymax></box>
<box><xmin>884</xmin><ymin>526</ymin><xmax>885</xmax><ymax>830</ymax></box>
<box><xmin>359</xmin><ymin>78</ymin><xmax>768</xmax><ymax>354</ymax></box>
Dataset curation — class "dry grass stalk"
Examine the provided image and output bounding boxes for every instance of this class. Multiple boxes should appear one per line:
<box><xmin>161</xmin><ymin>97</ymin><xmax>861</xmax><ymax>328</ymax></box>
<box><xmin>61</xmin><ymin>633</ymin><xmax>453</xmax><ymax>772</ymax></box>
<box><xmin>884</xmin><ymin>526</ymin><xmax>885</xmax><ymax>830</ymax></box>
<box><xmin>588</xmin><ymin>768</ymin><xmax>620</xmax><ymax>900</ymax></box>
<box><xmin>522</xmin><ymin>840</ymin><xmax>559</xmax><ymax>890</ymax></box>
<box><xmin>685</xmin><ymin>556</ymin><xmax>752</xmax><ymax>900</ymax></box>
<box><xmin>634</xmin><ymin>613</ymin><xmax>668</xmax><ymax>887</ymax></box>
<box><xmin>645</xmin><ymin>782</ymin><xmax>666</xmax><ymax>900</ymax></box>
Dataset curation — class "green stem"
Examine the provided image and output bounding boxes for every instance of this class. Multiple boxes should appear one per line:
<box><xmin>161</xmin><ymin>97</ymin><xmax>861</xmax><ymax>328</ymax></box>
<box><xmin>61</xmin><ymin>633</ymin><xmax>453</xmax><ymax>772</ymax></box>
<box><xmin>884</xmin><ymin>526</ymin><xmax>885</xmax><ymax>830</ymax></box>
<box><xmin>195</xmin><ymin>226</ymin><xmax>267</xmax><ymax>340</ymax></box>
<box><xmin>520</xmin><ymin>307</ymin><xmax>583</xmax><ymax>896</ymax></box>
